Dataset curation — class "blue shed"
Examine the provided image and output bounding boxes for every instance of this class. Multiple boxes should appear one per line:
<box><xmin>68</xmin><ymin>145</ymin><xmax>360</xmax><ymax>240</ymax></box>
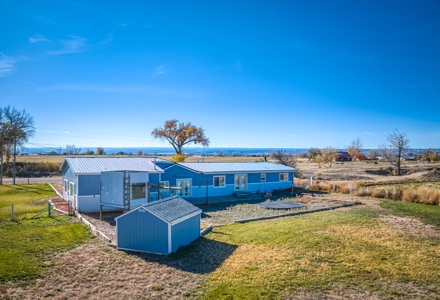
<box><xmin>115</xmin><ymin>196</ymin><xmax>202</xmax><ymax>255</ymax></box>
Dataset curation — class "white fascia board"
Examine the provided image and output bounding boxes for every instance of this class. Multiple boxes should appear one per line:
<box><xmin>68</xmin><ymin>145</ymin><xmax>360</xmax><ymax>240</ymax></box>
<box><xmin>114</xmin><ymin>205</ymin><xmax>143</xmax><ymax>221</ymax></box>
<box><xmin>200</xmin><ymin>170</ymin><xmax>296</xmax><ymax>175</ymax></box>
<box><xmin>173</xmin><ymin>164</ymin><xmax>202</xmax><ymax>174</ymax></box>
<box><xmin>168</xmin><ymin>224</ymin><xmax>172</xmax><ymax>254</ymax></box>
<box><xmin>169</xmin><ymin>210</ymin><xmax>202</xmax><ymax>226</ymax></box>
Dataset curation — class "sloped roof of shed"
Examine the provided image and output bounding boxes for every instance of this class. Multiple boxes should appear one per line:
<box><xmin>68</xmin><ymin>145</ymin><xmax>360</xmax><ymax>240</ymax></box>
<box><xmin>177</xmin><ymin>162</ymin><xmax>297</xmax><ymax>174</ymax></box>
<box><xmin>61</xmin><ymin>157</ymin><xmax>165</xmax><ymax>174</ymax></box>
<box><xmin>116</xmin><ymin>196</ymin><xmax>202</xmax><ymax>225</ymax></box>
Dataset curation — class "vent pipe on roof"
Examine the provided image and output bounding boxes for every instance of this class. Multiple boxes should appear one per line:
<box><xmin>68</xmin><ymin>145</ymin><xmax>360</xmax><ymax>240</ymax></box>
<box><xmin>264</xmin><ymin>155</ymin><xmax>267</xmax><ymax>162</ymax></box>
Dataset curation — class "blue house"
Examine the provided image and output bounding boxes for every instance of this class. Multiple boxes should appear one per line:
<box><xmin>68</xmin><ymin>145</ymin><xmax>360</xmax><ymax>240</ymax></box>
<box><xmin>160</xmin><ymin>162</ymin><xmax>296</xmax><ymax>201</ymax></box>
<box><xmin>61</xmin><ymin>157</ymin><xmax>297</xmax><ymax>212</ymax></box>
<box><xmin>61</xmin><ymin>157</ymin><xmax>165</xmax><ymax>212</ymax></box>
<box><xmin>115</xmin><ymin>196</ymin><xmax>202</xmax><ymax>255</ymax></box>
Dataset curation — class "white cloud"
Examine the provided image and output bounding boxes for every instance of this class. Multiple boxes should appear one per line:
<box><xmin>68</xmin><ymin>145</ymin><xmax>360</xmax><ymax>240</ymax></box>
<box><xmin>362</xmin><ymin>132</ymin><xmax>374</xmax><ymax>135</ymax></box>
<box><xmin>0</xmin><ymin>53</ymin><xmax>15</xmax><ymax>78</ymax></box>
<box><xmin>99</xmin><ymin>35</ymin><xmax>113</xmax><ymax>46</ymax></box>
<box><xmin>64</xmin><ymin>131</ymin><xmax>71</xmax><ymax>134</ymax></box>
<box><xmin>29</xmin><ymin>35</ymin><xmax>50</xmax><ymax>43</ymax></box>
<box><xmin>152</xmin><ymin>64</ymin><xmax>170</xmax><ymax>76</ymax></box>
<box><xmin>48</xmin><ymin>36</ymin><xmax>87</xmax><ymax>55</ymax></box>
<box><xmin>290</xmin><ymin>134</ymin><xmax>297</xmax><ymax>137</ymax></box>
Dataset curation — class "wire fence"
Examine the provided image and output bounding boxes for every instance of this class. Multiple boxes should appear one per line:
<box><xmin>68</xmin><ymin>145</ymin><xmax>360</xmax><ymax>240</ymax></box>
<box><xmin>0</xmin><ymin>202</ymin><xmax>66</xmax><ymax>223</ymax></box>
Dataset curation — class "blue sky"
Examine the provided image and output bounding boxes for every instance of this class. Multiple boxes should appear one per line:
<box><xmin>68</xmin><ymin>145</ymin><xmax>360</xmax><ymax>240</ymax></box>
<box><xmin>1</xmin><ymin>0</ymin><xmax>439</xmax><ymax>150</ymax></box>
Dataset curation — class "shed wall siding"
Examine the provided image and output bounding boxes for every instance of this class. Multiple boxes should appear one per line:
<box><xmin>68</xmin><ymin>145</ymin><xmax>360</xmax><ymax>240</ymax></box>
<box><xmin>170</xmin><ymin>215</ymin><xmax>201</xmax><ymax>252</ymax></box>
<box><xmin>78</xmin><ymin>175</ymin><xmax>101</xmax><ymax>196</ymax></box>
<box><xmin>62</xmin><ymin>165</ymin><xmax>76</xmax><ymax>201</ymax></box>
<box><xmin>117</xmin><ymin>209</ymin><xmax>169</xmax><ymax>254</ymax></box>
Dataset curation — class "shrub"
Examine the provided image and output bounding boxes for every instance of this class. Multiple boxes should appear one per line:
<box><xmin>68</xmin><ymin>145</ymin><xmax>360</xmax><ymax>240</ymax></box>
<box><xmin>409</xmin><ymin>165</ymin><xmax>419</xmax><ymax>174</ymax></box>
<box><xmin>352</xmin><ymin>153</ymin><xmax>367</xmax><ymax>161</ymax></box>
<box><xmin>172</xmin><ymin>153</ymin><xmax>186</xmax><ymax>162</ymax></box>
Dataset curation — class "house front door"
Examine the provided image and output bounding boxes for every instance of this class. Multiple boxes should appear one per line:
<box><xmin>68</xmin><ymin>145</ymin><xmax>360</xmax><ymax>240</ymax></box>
<box><xmin>176</xmin><ymin>179</ymin><xmax>191</xmax><ymax>197</ymax></box>
<box><xmin>235</xmin><ymin>175</ymin><xmax>247</xmax><ymax>191</ymax></box>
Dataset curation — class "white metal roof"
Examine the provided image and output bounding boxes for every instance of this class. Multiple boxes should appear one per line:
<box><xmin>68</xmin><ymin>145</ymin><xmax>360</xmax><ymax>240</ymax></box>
<box><xmin>178</xmin><ymin>162</ymin><xmax>297</xmax><ymax>174</ymax></box>
<box><xmin>61</xmin><ymin>157</ymin><xmax>165</xmax><ymax>174</ymax></box>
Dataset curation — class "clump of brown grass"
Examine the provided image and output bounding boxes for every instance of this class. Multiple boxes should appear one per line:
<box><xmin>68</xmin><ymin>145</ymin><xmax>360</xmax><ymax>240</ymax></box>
<box><xmin>409</xmin><ymin>165</ymin><xmax>419</xmax><ymax>174</ymax></box>
<box><xmin>372</xmin><ymin>189</ymin><xmax>386</xmax><ymax>198</ymax></box>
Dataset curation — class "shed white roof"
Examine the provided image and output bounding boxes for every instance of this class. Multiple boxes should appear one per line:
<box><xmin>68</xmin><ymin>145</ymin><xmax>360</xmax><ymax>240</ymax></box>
<box><xmin>178</xmin><ymin>162</ymin><xmax>297</xmax><ymax>174</ymax></box>
<box><xmin>61</xmin><ymin>157</ymin><xmax>165</xmax><ymax>174</ymax></box>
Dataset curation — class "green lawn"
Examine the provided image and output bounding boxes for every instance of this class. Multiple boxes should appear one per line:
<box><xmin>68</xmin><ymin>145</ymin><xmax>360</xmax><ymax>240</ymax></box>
<box><xmin>0</xmin><ymin>184</ymin><xmax>56</xmax><ymax>220</ymax></box>
<box><xmin>381</xmin><ymin>200</ymin><xmax>440</xmax><ymax>227</ymax></box>
<box><xmin>201</xmin><ymin>203</ymin><xmax>440</xmax><ymax>299</ymax></box>
<box><xmin>0</xmin><ymin>184</ymin><xmax>91</xmax><ymax>283</ymax></box>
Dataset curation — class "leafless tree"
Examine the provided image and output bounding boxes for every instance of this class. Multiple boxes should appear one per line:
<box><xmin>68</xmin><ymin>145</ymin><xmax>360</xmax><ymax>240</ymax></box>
<box><xmin>378</xmin><ymin>130</ymin><xmax>409</xmax><ymax>175</ymax></box>
<box><xmin>152</xmin><ymin>119</ymin><xmax>209</xmax><ymax>154</ymax></box>
<box><xmin>308</xmin><ymin>147</ymin><xmax>321</xmax><ymax>162</ymax></box>
<box><xmin>347</xmin><ymin>138</ymin><xmax>363</xmax><ymax>157</ymax></box>
<box><xmin>367</xmin><ymin>149</ymin><xmax>377</xmax><ymax>160</ymax></box>
<box><xmin>270</xmin><ymin>149</ymin><xmax>297</xmax><ymax>168</ymax></box>
<box><xmin>66</xmin><ymin>145</ymin><xmax>81</xmax><ymax>155</ymax></box>
<box><xmin>96</xmin><ymin>147</ymin><xmax>105</xmax><ymax>155</ymax></box>
<box><xmin>322</xmin><ymin>146</ymin><xmax>339</xmax><ymax>167</ymax></box>
<box><xmin>3</xmin><ymin>106</ymin><xmax>35</xmax><ymax>184</ymax></box>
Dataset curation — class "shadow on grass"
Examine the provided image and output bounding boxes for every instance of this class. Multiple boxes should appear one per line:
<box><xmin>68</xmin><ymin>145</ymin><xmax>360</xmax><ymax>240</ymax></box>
<box><xmin>126</xmin><ymin>237</ymin><xmax>237</xmax><ymax>275</ymax></box>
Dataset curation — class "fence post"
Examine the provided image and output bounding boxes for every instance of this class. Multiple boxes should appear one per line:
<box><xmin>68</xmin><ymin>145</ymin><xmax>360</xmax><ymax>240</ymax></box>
<box><xmin>350</xmin><ymin>183</ymin><xmax>353</xmax><ymax>194</ymax></box>
<box><xmin>386</xmin><ymin>188</ymin><xmax>389</xmax><ymax>198</ymax></box>
<box><xmin>11</xmin><ymin>204</ymin><xmax>14</xmax><ymax>221</ymax></box>
<box><xmin>48</xmin><ymin>201</ymin><xmax>51</xmax><ymax>217</ymax></box>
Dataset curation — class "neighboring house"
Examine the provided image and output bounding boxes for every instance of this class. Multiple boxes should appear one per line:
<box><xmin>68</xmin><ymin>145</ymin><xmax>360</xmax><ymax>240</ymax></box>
<box><xmin>337</xmin><ymin>152</ymin><xmax>352</xmax><ymax>161</ymax></box>
<box><xmin>160</xmin><ymin>162</ymin><xmax>296</xmax><ymax>201</ymax></box>
<box><xmin>61</xmin><ymin>157</ymin><xmax>165</xmax><ymax>212</ymax></box>
<box><xmin>115</xmin><ymin>196</ymin><xmax>202</xmax><ymax>255</ymax></box>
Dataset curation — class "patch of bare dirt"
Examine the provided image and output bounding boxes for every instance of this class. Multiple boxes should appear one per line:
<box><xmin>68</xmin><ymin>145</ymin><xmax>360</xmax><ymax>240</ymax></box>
<box><xmin>0</xmin><ymin>236</ymin><xmax>237</xmax><ymax>300</ymax></box>
<box><xmin>51</xmin><ymin>182</ymin><xmax>63</xmax><ymax>195</ymax></box>
<box><xmin>379</xmin><ymin>214</ymin><xmax>440</xmax><ymax>238</ymax></box>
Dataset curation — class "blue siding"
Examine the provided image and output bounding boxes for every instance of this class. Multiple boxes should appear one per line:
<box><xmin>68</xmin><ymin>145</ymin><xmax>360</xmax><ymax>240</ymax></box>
<box><xmin>78</xmin><ymin>175</ymin><xmax>100</xmax><ymax>196</ymax></box>
<box><xmin>117</xmin><ymin>209</ymin><xmax>169</xmax><ymax>254</ymax></box>
<box><xmin>171</xmin><ymin>214</ymin><xmax>200</xmax><ymax>252</ymax></box>
<box><xmin>63</xmin><ymin>165</ymin><xmax>75</xmax><ymax>182</ymax></box>
<box><xmin>160</xmin><ymin>165</ymin><xmax>200</xmax><ymax>186</ymax></box>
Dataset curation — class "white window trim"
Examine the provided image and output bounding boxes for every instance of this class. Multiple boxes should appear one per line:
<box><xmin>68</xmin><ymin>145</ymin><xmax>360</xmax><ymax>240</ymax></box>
<box><xmin>69</xmin><ymin>182</ymin><xmax>75</xmax><ymax>197</ymax></box>
<box><xmin>261</xmin><ymin>173</ymin><xmax>266</xmax><ymax>181</ymax></box>
<box><xmin>279</xmin><ymin>173</ymin><xmax>288</xmax><ymax>181</ymax></box>
<box><xmin>176</xmin><ymin>178</ymin><xmax>192</xmax><ymax>197</ymax></box>
<box><xmin>64</xmin><ymin>179</ymin><xmax>68</xmax><ymax>192</ymax></box>
<box><xmin>213</xmin><ymin>175</ymin><xmax>226</xmax><ymax>188</ymax></box>
<box><xmin>234</xmin><ymin>174</ymin><xmax>248</xmax><ymax>191</ymax></box>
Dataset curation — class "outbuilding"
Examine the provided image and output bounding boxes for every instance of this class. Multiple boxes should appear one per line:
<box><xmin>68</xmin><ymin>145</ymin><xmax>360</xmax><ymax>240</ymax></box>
<box><xmin>115</xmin><ymin>196</ymin><xmax>202</xmax><ymax>255</ymax></box>
<box><xmin>60</xmin><ymin>157</ymin><xmax>166</xmax><ymax>212</ymax></box>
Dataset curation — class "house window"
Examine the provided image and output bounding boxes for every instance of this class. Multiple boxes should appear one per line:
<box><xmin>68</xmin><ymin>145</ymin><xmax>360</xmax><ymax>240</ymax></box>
<box><xmin>213</xmin><ymin>176</ymin><xmax>225</xmax><ymax>187</ymax></box>
<box><xmin>64</xmin><ymin>180</ymin><xmax>68</xmax><ymax>192</ymax></box>
<box><xmin>69</xmin><ymin>182</ymin><xmax>75</xmax><ymax>196</ymax></box>
<box><xmin>261</xmin><ymin>173</ymin><xmax>266</xmax><ymax>181</ymax></box>
<box><xmin>131</xmin><ymin>183</ymin><xmax>146</xmax><ymax>200</ymax></box>
<box><xmin>279</xmin><ymin>173</ymin><xmax>288</xmax><ymax>181</ymax></box>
